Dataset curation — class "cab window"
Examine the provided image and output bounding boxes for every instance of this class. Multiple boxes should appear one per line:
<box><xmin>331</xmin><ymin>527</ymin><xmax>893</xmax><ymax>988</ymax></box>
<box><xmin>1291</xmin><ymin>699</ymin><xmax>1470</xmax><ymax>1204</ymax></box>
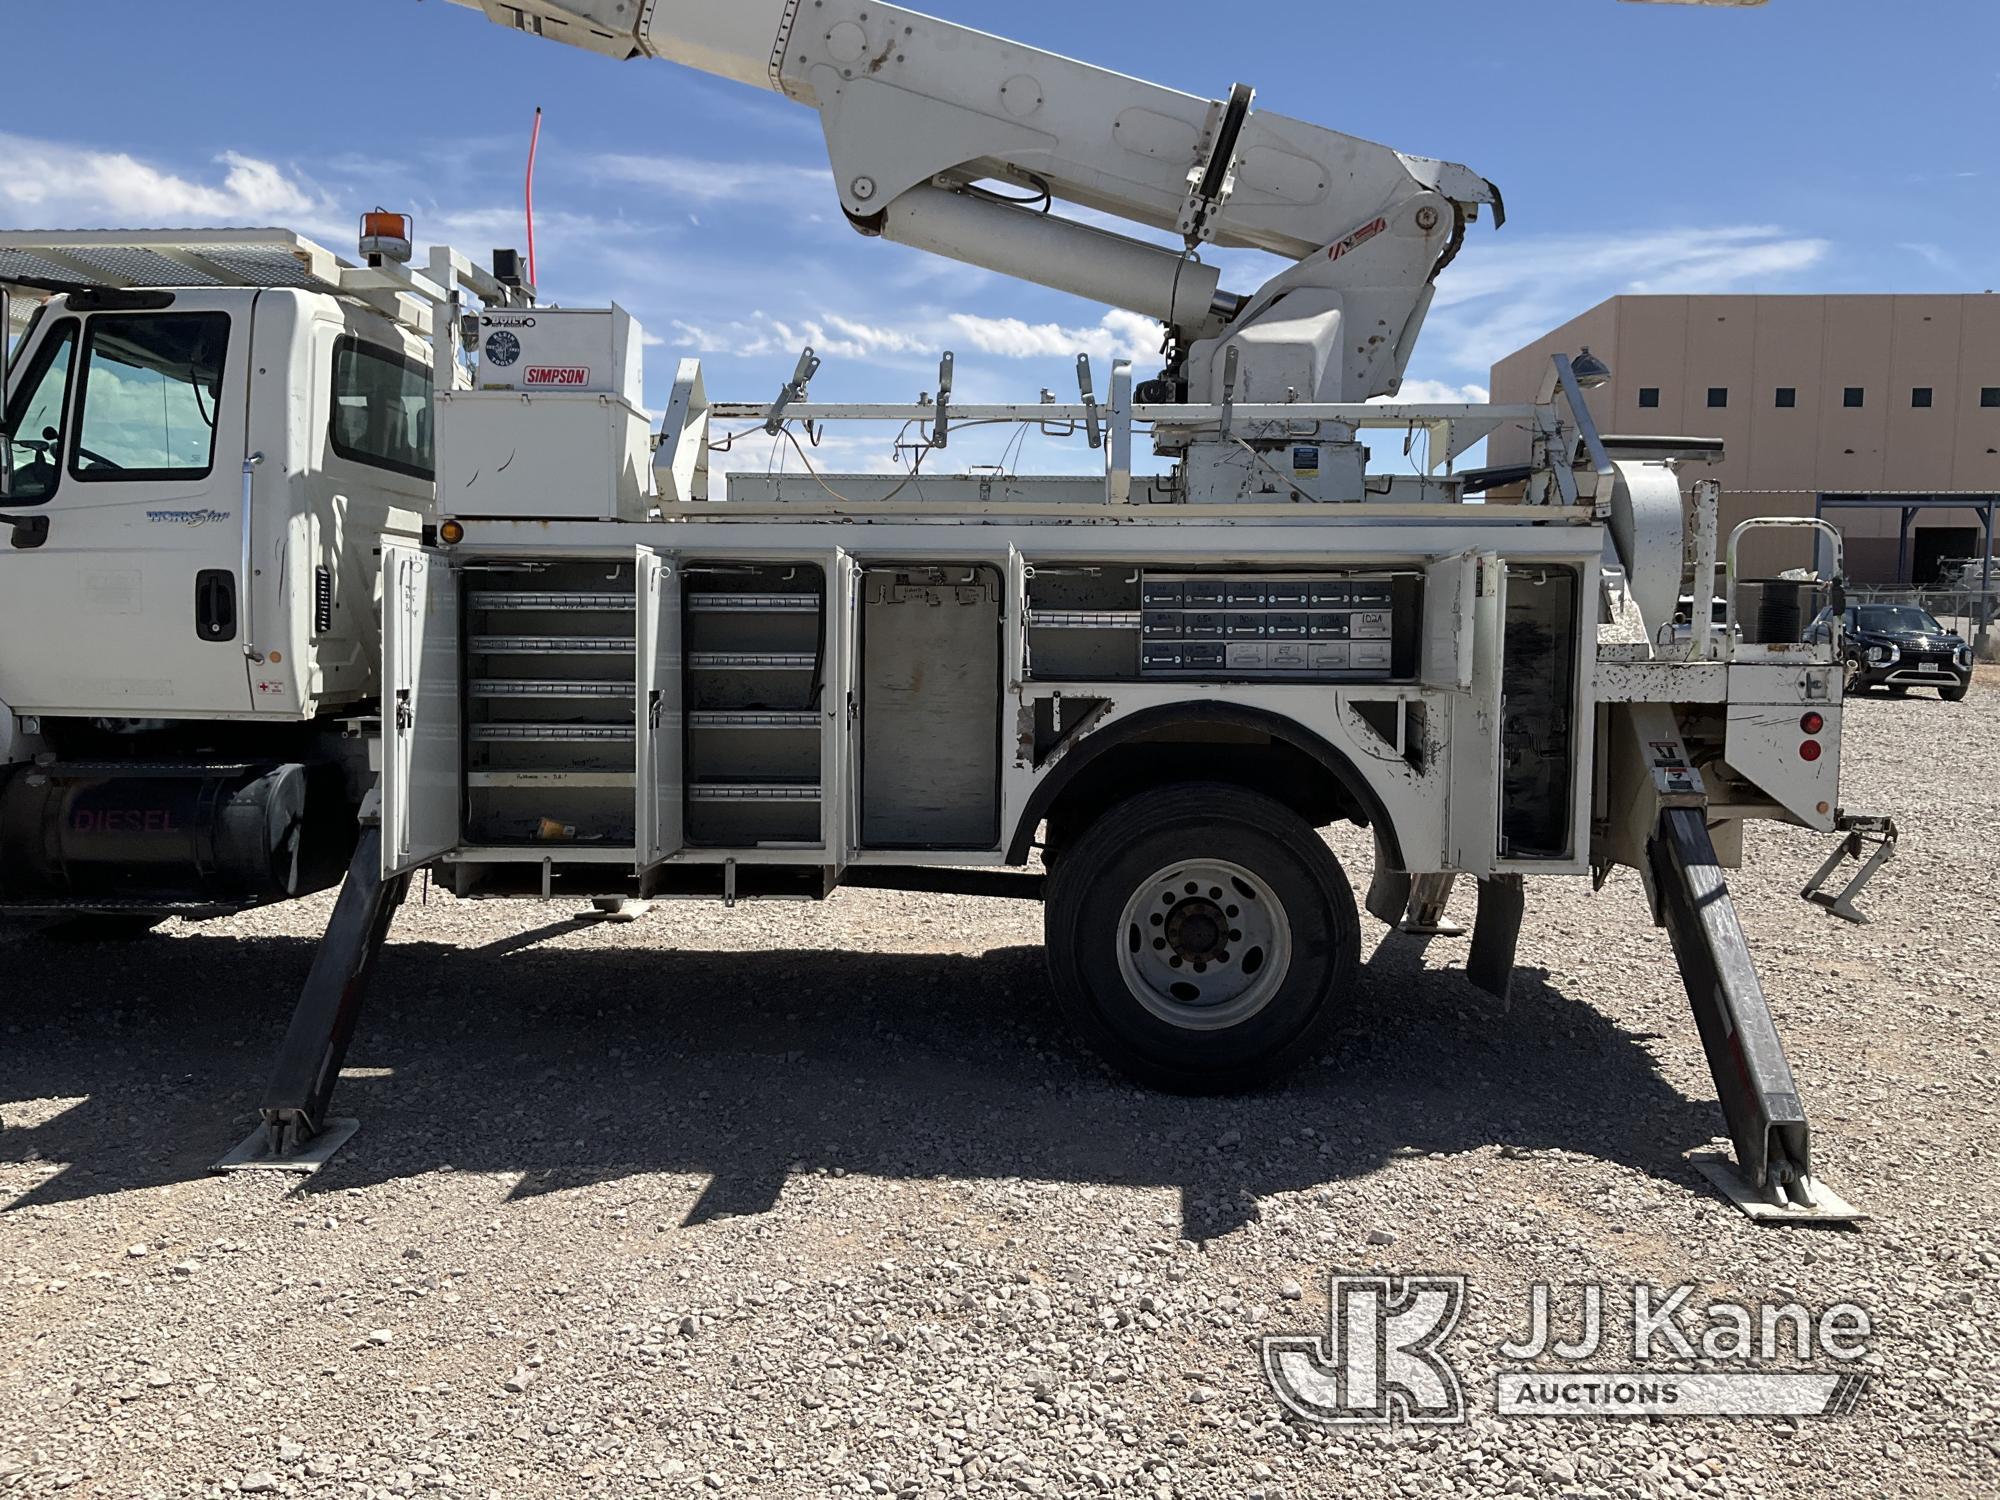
<box><xmin>3</xmin><ymin>318</ymin><xmax>78</xmax><ymax>505</ymax></box>
<box><xmin>70</xmin><ymin>312</ymin><xmax>230</xmax><ymax>482</ymax></box>
<box><xmin>330</xmin><ymin>337</ymin><xmax>434</xmax><ymax>481</ymax></box>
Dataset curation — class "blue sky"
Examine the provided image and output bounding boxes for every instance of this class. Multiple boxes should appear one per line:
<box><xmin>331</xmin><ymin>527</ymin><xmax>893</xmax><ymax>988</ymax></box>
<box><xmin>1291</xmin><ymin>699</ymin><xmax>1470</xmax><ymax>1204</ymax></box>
<box><xmin>2</xmin><ymin>0</ymin><xmax>1992</xmax><ymax>477</ymax></box>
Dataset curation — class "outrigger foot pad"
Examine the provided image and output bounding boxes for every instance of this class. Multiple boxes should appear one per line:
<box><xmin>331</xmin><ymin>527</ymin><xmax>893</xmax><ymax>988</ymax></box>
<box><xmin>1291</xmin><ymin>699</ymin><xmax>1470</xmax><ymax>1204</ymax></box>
<box><xmin>1691</xmin><ymin>1153</ymin><xmax>1866</xmax><ymax>1226</ymax></box>
<box><xmin>214</xmin><ymin>1117</ymin><xmax>360</xmax><ymax>1174</ymax></box>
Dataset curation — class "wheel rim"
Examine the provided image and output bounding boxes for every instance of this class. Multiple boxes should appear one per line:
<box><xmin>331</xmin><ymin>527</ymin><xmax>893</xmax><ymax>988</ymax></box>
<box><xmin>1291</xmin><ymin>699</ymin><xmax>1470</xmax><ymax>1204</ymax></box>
<box><xmin>1115</xmin><ymin>858</ymin><xmax>1294</xmax><ymax>1032</ymax></box>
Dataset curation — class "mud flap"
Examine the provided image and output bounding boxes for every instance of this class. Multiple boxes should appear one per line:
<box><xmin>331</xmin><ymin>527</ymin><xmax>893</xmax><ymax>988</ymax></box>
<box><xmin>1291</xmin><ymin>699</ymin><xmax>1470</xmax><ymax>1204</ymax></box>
<box><xmin>1647</xmin><ymin>807</ymin><xmax>1862</xmax><ymax>1224</ymax></box>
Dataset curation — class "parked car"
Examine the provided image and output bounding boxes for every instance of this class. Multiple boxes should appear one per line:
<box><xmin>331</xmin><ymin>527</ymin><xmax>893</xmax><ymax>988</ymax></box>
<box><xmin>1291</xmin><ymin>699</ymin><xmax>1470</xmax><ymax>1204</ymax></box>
<box><xmin>1807</xmin><ymin>604</ymin><xmax>1974</xmax><ymax>701</ymax></box>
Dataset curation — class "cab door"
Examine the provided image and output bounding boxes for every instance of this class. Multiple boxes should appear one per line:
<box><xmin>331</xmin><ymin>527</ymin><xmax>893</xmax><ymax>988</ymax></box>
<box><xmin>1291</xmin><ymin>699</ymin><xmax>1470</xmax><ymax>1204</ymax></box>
<box><xmin>0</xmin><ymin>291</ymin><xmax>255</xmax><ymax>717</ymax></box>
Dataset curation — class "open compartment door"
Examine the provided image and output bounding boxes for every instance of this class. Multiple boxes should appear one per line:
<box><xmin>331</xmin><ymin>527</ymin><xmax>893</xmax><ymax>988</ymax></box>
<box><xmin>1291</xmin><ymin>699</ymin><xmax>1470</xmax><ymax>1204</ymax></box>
<box><xmin>381</xmin><ymin>543</ymin><xmax>462</xmax><ymax>879</ymax></box>
<box><xmin>826</xmin><ymin>548</ymin><xmax>860</xmax><ymax>859</ymax></box>
<box><xmin>1446</xmin><ymin>553</ymin><xmax>1506</xmax><ymax>874</ymax></box>
<box><xmin>635</xmin><ymin>546</ymin><xmax>684</xmax><ymax>870</ymax></box>
<box><xmin>1421</xmin><ymin>549</ymin><xmax>1486</xmax><ymax>692</ymax></box>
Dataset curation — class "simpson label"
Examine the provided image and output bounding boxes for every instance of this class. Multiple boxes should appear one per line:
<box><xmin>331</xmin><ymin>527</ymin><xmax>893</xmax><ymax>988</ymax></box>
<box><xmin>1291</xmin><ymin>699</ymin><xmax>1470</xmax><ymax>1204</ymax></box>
<box><xmin>525</xmin><ymin>366</ymin><xmax>592</xmax><ymax>388</ymax></box>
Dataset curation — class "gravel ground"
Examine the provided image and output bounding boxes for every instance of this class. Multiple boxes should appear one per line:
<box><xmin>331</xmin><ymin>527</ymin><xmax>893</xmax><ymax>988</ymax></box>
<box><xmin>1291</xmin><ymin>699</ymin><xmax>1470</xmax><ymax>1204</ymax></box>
<box><xmin>2</xmin><ymin>674</ymin><xmax>1997</xmax><ymax>1499</ymax></box>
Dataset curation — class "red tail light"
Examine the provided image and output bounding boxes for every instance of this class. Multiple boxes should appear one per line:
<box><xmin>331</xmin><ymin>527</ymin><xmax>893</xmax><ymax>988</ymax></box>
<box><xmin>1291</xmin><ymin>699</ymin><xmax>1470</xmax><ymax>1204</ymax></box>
<box><xmin>1800</xmin><ymin>740</ymin><xmax>1823</xmax><ymax>763</ymax></box>
<box><xmin>1800</xmin><ymin>712</ymin><xmax>1825</xmax><ymax>735</ymax></box>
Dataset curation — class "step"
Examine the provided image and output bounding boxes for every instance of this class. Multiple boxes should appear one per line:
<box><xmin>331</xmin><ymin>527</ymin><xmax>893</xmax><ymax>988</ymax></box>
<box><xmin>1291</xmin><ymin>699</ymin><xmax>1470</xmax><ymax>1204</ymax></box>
<box><xmin>473</xmin><ymin>636</ymin><xmax>636</xmax><ymax>655</ymax></box>
<box><xmin>688</xmin><ymin>652</ymin><xmax>817</xmax><ymax>671</ymax></box>
<box><xmin>472</xmin><ymin>724</ymin><xmax>636</xmax><ymax>743</ymax></box>
<box><xmin>469</xmin><ymin>591</ymin><xmax>635</xmax><ymax>612</ymax></box>
<box><xmin>687</xmin><ymin>593</ymin><xmax>819</xmax><ymax>614</ymax></box>
<box><xmin>688</xmin><ymin>711</ymin><xmax>821</xmax><ymax>730</ymax></box>
<box><xmin>688</xmin><ymin>782</ymin><xmax>823</xmax><ymax>803</ymax></box>
<box><xmin>471</xmin><ymin>679</ymin><xmax>636</xmax><ymax>700</ymax></box>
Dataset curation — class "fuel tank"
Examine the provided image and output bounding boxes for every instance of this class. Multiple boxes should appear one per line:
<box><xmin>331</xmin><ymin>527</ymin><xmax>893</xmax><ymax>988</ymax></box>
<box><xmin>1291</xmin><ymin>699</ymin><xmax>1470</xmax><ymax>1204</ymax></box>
<box><xmin>0</xmin><ymin>762</ymin><xmax>354</xmax><ymax>905</ymax></box>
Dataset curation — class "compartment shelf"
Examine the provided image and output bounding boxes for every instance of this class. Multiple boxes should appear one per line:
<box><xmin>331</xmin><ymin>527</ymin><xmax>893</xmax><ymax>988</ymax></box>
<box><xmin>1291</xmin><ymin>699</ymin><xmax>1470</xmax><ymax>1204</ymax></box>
<box><xmin>688</xmin><ymin>593</ymin><xmax>819</xmax><ymax>614</ymax></box>
<box><xmin>688</xmin><ymin>652</ymin><xmax>817</xmax><ymax>671</ymax></box>
<box><xmin>467</xmin><ymin>771</ymin><xmax>637</xmax><ymax>790</ymax></box>
<box><xmin>468</xmin><ymin>591</ymin><xmax>636</xmax><ymax>612</ymax></box>
<box><xmin>689</xmin><ymin>782</ymin><xmax>822</xmax><ymax>803</ymax></box>
<box><xmin>473</xmin><ymin>636</ymin><xmax>636</xmax><ymax>655</ymax></box>
<box><xmin>689</xmin><ymin>711</ymin><xmax>820</xmax><ymax>730</ymax></box>
<box><xmin>472</xmin><ymin>724</ymin><xmax>636</xmax><ymax>744</ymax></box>
<box><xmin>471</xmin><ymin>679</ymin><xmax>635</xmax><ymax>700</ymax></box>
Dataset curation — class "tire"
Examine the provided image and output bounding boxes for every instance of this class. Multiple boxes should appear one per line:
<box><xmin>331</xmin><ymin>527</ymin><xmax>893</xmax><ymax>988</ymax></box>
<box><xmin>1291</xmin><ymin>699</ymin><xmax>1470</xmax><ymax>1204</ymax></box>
<box><xmin>1043</xmin><ymin>781</ymin><xmax>1360</xmax><ymax>1094</ymax></box>
<box><xmin>1888</xmin><ymin>685</ymin><xmax>1910</xmax><ymax>697</ymax></box>
<box><xmin>1942</xmin><ymin>679</ymin><xmax>1969</xmax><ymax>703</ymax></box>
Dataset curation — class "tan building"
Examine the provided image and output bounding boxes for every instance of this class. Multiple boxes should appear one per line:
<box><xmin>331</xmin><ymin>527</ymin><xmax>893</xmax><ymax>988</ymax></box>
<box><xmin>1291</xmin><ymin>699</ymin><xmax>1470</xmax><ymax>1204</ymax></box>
<box><xmin>1489</xmin><ymin>294</ymin><xmax>2000</xmax><ymax>583</ymax></box>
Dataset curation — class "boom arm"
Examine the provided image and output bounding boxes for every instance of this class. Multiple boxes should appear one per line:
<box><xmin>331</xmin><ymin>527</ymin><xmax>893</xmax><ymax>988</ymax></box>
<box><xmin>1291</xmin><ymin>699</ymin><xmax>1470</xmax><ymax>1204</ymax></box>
<box><xmin>445</xmin><ymin>0</ymin><xmax>1501</xmax><ymax>404</ymax></box>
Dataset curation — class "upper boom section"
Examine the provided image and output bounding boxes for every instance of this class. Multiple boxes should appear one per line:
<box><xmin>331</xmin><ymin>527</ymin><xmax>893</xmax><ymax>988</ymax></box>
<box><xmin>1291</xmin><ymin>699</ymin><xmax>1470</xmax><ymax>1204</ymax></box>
<box><xmin>444</xmin><ymin>1</ymin><xmax>1500</xmax><ymax>264</ymax></box>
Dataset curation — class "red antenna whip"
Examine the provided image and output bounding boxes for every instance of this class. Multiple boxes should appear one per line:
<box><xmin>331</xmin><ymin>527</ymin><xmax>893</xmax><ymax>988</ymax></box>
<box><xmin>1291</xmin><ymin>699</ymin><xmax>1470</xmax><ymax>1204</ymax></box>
<box><xmin>525</xmin><ymin>106</ymin><xmax>544</xmax><ymax>288</ymax></box>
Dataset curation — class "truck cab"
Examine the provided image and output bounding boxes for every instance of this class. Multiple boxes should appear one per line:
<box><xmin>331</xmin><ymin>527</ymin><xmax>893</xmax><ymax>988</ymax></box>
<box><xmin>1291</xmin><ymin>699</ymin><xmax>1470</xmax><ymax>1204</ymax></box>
<box><xmin>0</xmin><ymin>228</ymin><xmax>520</xmax><ymax>917</ymax></box>
<box><xmin>0</xmin><ymin>281</ymin><xmax>432</xmax><ymax>726</ymax></box>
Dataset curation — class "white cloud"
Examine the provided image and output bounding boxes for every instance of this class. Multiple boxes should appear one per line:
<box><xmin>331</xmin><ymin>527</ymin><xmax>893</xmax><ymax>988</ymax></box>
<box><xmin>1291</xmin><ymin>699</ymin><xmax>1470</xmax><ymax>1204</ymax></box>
<box><xmin>589</xmin><ymin>153</ymin><xmax>825</xmax><ymax>208</ymax></box>
<box><xmin>1379</xmin><ymin>378</ymin><xmax>1489</xmax><ymax>405</ymax></box>
<box><xmin>670</xmin><ymin>305</ymin><xmax>1164</xmax><ymax>374</ymax></box>
<box><xmin>947</xmin><ymin>308</ymin><xmax>1162</xmax><ymax>365</ymax></box>
<box><xmin>1424</xmin><ymin>225</ymin><xmax>1831</xmax><ymax>377</ymax></box>
<box><xmin>0</xmin><ymin>133</ymin><xmax>328</xmax><ymax>229</ymax></box>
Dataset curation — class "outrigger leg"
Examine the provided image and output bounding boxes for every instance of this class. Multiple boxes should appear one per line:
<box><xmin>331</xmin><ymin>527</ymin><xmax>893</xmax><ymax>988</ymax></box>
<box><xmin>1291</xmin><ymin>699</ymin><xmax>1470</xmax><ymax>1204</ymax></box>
<box><xmin>1801</xmin><ymin>814</ymin><xmax>1898</xmax><ymax>925</ymax></box>
<box><xmin>1646</xmin><ymin>807</ymin><xmax>1862</xmax><ymax>1225</ymax></box>
<box><xmin>214</xmin><ymin>828</ymin><xmax>410</xmax><ymax>1172</ymax></box>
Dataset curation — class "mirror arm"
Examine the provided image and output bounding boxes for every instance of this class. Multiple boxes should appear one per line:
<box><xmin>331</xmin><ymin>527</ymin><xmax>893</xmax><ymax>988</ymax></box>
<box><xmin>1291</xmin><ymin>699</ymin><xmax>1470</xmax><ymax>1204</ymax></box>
<box><xmin>0</xmin><ymin>284</ymin><xmax>12</xmax><ymax>499</ymax></box>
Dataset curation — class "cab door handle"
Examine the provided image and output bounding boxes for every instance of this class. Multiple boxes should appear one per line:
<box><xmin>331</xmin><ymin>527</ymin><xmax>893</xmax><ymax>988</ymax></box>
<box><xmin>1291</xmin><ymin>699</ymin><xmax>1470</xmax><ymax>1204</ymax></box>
<box><xmin>196</xmin><ymin>569</ymin><xmax>238</xmax><ymax>641</ymax></box>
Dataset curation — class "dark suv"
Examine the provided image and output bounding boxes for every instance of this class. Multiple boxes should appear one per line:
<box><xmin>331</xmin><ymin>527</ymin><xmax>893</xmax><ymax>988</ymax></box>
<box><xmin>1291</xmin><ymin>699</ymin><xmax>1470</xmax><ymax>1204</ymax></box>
<box><xmin>1807</xmin><ymin>604</ymin><xmax>1974</xmax><ymax>702</ymax></box>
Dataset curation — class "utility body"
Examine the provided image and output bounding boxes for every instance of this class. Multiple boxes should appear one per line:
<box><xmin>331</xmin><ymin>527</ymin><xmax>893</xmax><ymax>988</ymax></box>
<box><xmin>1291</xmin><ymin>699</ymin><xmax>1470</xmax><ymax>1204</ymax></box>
<box><xmin>0</xmin><ymin>0</ymin><xmax>1867</xmax><ymax>1221</ymax></box>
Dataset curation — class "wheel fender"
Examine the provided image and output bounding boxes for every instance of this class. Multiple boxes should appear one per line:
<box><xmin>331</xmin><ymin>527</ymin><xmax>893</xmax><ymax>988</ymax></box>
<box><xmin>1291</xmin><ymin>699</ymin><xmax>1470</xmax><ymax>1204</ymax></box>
<box><xmin>1008</xmin><ymin>699</ymin><xmax>1407</xmax><ymax>872</ymax></box>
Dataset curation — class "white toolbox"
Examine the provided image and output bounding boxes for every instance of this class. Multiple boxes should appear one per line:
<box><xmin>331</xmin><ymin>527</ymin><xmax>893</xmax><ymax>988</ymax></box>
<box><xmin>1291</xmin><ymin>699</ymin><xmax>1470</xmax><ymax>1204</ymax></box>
<box><xmin>472</xmin><ymin>304</ymin><xmax>643</xmax><ymax>406</ymax></box>
<box><xmin>435</xmin><ymin>390</ymin><xmax>656</xmax><ymax>522</ymax></box>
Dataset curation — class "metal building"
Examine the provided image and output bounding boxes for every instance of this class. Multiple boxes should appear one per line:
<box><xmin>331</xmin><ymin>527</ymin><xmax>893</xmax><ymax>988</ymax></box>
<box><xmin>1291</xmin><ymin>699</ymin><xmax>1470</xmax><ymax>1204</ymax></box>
<box><xmin>1490</xmin><ymin>294</ymin><xmax>2000</xmax><ymax>584</ymax></box>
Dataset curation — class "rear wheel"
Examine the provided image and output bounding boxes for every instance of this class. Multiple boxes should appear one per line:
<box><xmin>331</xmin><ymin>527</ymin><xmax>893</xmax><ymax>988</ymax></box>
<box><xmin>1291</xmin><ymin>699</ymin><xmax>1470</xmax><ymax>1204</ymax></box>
<box><xmin>1043</xmin><ymin>782</ymin><xmax>1360</xmax><ymax>1094</ymax></box>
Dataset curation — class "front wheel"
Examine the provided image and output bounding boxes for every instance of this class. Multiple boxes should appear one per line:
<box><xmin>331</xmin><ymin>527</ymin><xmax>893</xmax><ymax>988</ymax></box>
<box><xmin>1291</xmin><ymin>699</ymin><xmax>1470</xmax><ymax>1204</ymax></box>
<box><xmin>1942</xmin><ymin>678</ymin><xmax>1970</xmax><ymax>703</ymax></box>
<box><xmin>1043</xmin><ymin>782</ymin><xmax>1360</xmax><ymax>1094</ymax></box>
